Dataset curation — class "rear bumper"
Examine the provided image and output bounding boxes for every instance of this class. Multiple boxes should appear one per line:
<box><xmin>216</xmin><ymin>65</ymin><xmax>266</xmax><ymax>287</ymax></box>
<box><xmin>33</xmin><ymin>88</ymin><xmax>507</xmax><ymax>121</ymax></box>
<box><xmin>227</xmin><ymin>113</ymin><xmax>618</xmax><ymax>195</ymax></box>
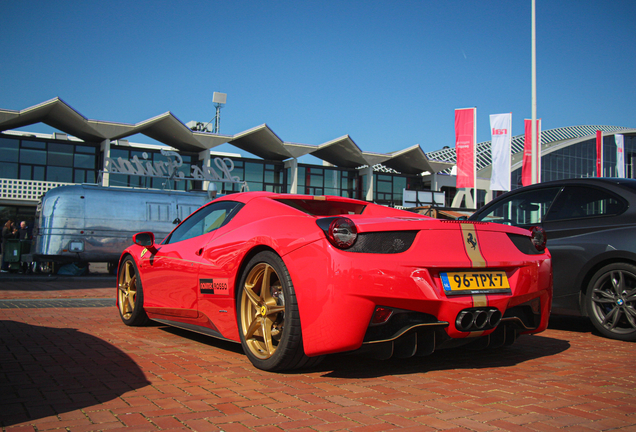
<box><xmin>285</xmin><ymin>240</ymin><xmax>552</xmax><ymax>357</ymax></box>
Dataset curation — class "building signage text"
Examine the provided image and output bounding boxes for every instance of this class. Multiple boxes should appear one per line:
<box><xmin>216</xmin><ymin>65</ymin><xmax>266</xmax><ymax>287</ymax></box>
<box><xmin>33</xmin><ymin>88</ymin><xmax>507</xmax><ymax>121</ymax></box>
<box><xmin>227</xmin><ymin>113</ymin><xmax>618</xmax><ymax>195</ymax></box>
<box><xmin>104</xmin><ymin>150</ymin><xmax>242</xmax><ymax>183</ymax></box>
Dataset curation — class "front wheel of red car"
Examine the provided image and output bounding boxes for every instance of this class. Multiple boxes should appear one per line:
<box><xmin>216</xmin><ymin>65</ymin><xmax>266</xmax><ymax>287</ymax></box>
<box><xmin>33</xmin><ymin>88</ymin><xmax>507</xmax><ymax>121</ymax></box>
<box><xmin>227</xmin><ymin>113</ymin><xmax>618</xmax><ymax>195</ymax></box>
<box><xmin>117</xmin><ymin>256</ymin><xmax>150</xmax><ymax>326</ymax></box>
<box><xmin>237</xmin><ymin>251</ymin><xmax>321</xmax><ymax>371</ymax></box>
<box><xmin>585</xmin><ymin>262</ymin><xmax>636</xmax><ymax>342</ymax></box>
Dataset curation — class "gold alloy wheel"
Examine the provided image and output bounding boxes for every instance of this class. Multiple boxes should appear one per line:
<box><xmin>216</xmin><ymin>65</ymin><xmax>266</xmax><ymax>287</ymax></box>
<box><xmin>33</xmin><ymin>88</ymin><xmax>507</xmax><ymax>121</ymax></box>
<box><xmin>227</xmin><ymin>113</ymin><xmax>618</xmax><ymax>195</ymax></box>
<box><xmin>118</xmin><ymin>260</ymin><xmax>138</xmax><ymax>320</ymax></box>
<box><xmin>240</xmin><ymin>262</ymin><xmax>286</xmax><ymax>360</ymax></box>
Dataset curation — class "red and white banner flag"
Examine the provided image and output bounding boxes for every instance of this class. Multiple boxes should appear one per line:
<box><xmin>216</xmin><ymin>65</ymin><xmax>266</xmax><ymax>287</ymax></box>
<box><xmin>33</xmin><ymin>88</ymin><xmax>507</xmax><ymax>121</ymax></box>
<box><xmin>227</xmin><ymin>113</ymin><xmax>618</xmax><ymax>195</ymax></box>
<box><xmin>455</xmin><ymin>108</ymin><xmax>476</xmax><ymax>188</ymax></box>
<box><xmin>522</xmin><ymin>119</ymin><xmax>541</xmax><ymax>186</ymax></box>
<box><xmin>489</xmin><ymin>113</ymin><xmax>512</xmax><ymax>191</ymax></box>
<box><xmin>596</xmin><ymin>130</ymin><xmax>603</xmax><ymax>177</ymax></box>
<box><xmin>616</xmin><ymin>134</ymin><xmax>625</xmax><ymax>178</ymax></box>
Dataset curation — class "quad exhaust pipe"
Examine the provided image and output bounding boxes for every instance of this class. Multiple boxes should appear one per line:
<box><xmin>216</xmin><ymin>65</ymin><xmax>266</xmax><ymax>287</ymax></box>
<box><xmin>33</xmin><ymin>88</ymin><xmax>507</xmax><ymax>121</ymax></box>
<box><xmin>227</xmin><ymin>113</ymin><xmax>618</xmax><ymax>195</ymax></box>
<box><xmin>456</xmin><ymin>308</ymin><xmax>502</xmax><ymax>332</ymax></box>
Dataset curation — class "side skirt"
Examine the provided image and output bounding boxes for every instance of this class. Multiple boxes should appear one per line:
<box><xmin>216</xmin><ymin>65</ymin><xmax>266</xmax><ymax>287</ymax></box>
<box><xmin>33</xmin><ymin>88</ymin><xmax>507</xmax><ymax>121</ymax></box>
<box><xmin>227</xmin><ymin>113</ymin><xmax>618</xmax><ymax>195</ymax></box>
<box><xmin>151</xmin><ymin>318</ymin><xmax>240</xmax><ymax>344</ymax></box>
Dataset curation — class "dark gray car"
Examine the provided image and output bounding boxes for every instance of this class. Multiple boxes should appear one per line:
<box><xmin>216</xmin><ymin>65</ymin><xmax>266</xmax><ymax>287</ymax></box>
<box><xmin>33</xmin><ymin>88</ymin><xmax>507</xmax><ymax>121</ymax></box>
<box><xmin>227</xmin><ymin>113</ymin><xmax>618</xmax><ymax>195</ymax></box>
<box><xmin>470</xmin><ymin>178</ymin><xmax>636</xmax><ymax>341</ymax></box>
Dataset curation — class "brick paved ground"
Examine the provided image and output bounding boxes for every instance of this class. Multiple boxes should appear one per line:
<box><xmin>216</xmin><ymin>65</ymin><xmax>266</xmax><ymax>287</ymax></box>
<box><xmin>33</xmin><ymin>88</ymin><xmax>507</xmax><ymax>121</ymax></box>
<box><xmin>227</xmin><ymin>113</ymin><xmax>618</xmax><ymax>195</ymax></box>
<box><xmin>1</xmin><ymin>276</ymin><xmax>635</xmax><ymax>432</ymax></box>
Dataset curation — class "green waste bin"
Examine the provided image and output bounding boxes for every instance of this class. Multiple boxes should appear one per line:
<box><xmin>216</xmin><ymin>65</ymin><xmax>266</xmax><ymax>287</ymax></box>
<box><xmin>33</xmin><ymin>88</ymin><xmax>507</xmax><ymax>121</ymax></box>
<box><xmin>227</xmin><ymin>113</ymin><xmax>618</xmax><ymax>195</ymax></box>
<box><xmin>4</xmin><ymin>239</ymin><xmax>21</xmax><ymax>264</ymax></box>
<box><xmin>3</xmin><ymin>239</ymin><xmax>31</xmax><ymax>271</ymax></box>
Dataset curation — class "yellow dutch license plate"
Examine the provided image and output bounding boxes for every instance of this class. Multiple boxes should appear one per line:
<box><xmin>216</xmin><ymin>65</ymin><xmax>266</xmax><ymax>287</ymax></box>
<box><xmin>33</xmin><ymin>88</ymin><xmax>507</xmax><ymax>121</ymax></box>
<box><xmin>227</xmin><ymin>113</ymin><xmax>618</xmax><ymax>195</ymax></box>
<box><xmin>441</xmin><ymin>271</ymin><xmax>511</xmax><ymax>295</ymax></box>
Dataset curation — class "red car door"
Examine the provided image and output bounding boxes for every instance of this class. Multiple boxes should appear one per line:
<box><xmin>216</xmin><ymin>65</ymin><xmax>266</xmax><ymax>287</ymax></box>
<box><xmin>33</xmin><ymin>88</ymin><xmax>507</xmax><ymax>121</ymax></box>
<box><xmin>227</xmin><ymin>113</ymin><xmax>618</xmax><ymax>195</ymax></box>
<box><xmin>141</xmin><ymin>200</ymin><xmax>243</xmax><ymax>326</ymax></box>
<box><xmin>140</xmin><ymin>234</ymin><xmax>206</xmax><ymax>315</ymax></box>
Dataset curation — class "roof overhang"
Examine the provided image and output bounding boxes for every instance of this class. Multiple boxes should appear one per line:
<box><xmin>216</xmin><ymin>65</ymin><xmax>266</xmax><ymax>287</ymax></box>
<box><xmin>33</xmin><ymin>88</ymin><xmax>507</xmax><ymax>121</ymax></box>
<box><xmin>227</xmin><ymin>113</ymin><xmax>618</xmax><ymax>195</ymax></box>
<box><xmin>132</xmin><ymin>112</ymin><xmax>231</xmax><ymax>152</ymax></box>
<box><xmin>0</xmin><ymin>98</ymin><xmax>108</xmax><ymax>142</ymax></box>
<box><xmin>229</xmin><ymin>124</ymin><xmax>293</xmax><ymax>160</ymax></box>
<box><xmin>310</xmin><ymin>135</ymin><xmax>368</xmax><ymax>168</ymax></box>
<box><xmin>383</xmin><ymin>145</ymin><xmax>455</xmax><ymax>174</ymax></box>
<box><xmin>0</xmin><ymin>98</ymin><xmax>232</xmax><ymax>153</ymax></box>
<box><xmin>361</xmin><ymin>151</ymin><xmax>391</xmax><ymax>167</ymax></box>
<box><xmin>283</xmin><ymin>142</ymin><xmax>318</xmax><ymax>159</ymax></box>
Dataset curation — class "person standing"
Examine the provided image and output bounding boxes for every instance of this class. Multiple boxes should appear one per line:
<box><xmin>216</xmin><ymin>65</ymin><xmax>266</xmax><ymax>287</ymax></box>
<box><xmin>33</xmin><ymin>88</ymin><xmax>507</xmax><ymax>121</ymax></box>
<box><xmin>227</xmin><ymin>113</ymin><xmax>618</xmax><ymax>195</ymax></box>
<box><xmin>2</xmin><ymin>220</ymin><xmax>18</xmax><ymax>272</ymax></box>
<box><xmin>18</xmin><ymin>221</ymin><xmax>30</xmax><ymax>240</ymax></box>
<box><xmin>18</xmin><ymin>221</ymin><xmax>33</xmax><ymax>273</ymax></box>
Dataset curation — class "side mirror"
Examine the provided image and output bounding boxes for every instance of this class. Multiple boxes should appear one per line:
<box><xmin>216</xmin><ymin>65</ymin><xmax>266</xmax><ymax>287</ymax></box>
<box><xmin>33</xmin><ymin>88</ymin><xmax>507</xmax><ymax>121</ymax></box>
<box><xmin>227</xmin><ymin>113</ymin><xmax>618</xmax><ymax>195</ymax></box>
<box><xmin>133</xmin><ymin>232</ymin><xmax>157</xmax><ymax>253</ymax></box>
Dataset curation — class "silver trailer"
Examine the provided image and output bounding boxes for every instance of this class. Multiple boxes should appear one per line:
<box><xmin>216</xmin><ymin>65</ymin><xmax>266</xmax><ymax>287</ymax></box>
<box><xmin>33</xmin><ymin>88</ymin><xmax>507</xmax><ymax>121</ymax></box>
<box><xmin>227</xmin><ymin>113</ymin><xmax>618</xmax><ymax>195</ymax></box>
<box><xmin>32</xmin><ymin>184</ymin><xmax>211</xmax><ymax>272</ymax></box>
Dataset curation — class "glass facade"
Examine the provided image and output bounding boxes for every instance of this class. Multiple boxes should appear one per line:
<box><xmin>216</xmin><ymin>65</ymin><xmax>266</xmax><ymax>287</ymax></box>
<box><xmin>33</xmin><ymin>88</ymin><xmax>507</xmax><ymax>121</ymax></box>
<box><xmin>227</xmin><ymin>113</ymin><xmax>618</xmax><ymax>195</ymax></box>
<box><xmin>4</xmin><ymin>130</ymin><xmax>634</xmax><ymax>212</ymax></box>
<box><xmin>375</xmin><ymin>173</ymin><xmax>426</xmax><ymax>206</ymax></box>
<box><xmin>375</xmin><ymin>174</ymin><xmax>407</xmax><ymax>205</ymax></box>
<box><xmin>291</xmin><ymin>165</ymin><xmax>360</xmax><ymax>199</ymax></box>
<box><xmin>283</xmin><ymin>165</ymin><xmax>421</xmax><ymax>206</ymax></box>
<box><xmin>511</xmin><ymin>134</ymin><xmax>636</xmax><ymax>189</ymax></box>
<box><xmin>0</xmin><ymin>136</ymin><xmax>98</xmax><ymax>184</ymax></box>
<box><xmin>107</xmin><ymin>147</ymin><xmax>196</xmax><ymax>191</ymax></box>
<box><xmin>207</xmin><ymin>160</ymin><xmax>286</xmax><ymax>194</ymax></box>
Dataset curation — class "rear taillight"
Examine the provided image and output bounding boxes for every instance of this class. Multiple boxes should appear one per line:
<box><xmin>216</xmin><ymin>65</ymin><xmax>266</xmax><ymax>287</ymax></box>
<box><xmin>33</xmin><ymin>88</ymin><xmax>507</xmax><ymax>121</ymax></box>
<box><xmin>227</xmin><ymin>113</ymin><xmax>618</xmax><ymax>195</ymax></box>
<box><xmin>327</xmin><ymin>217</ymin><xmax>358</xmax><ymax>249</ymax></box>
<box><xmin>530</xmin><ymin>226</ymin><xmax>547</xmax><ymax>252</ymax></box>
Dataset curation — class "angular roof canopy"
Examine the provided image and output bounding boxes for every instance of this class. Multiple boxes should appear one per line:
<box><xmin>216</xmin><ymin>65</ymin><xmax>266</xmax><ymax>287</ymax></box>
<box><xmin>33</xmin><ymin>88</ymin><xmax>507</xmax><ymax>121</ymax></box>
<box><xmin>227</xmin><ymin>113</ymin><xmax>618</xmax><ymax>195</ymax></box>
<box><xmin>229</xmin><ymin>124</ymin><xmax>293</xmax><ymax>160</ymax></box>
<box><xmin>283</xmin><ymin>142</ymin><xmax>319</xmax><ymax>159</ymax></box>
<box><xmin>382</xmin><ymin>145</ymin><xmax>455</xmax><ymax>175</ymax></box>
<box><xmin>0</xmin><ymin>98</ymin><xmax>232</xmax><ymax>153</ymax></box>
<box><xmin>0</xmin><ymin>98</ymin><xmax>110</xmax><ymax>142</ymax></box>
<box><xmin>0</xmin><ymin>98</ymin><xmax>455</xmax><ymax>174</ymax></box>
<box><xmin>311</xmin><ymin>135</ymin><xmax>367</xmax><ymax>168</ymax></box>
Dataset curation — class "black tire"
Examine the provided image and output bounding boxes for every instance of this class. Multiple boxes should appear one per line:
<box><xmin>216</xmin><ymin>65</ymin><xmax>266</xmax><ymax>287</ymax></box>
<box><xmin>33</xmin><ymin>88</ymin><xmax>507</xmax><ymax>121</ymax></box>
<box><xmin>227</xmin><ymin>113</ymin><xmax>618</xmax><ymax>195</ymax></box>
<box><xmin>117</xmin><ymin>256</ymin><xmax>150</xmax><ymax>326</ymax></box>
<box><xmin>586</xmin><ymin>262</ymin><xmax>636</xmax><ymax>342</ymax></box>
<box><xmin>236</xmin><ymin>251</ymin><xmax>322</xmax><ymax>371</ymax></box>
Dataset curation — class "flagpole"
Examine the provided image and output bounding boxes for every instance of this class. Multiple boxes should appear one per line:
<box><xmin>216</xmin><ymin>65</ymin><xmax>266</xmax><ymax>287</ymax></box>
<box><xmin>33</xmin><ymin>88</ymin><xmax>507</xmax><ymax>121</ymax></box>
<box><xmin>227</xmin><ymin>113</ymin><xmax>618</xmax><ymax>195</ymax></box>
<box><xmin>531</xmin><ymin>0</ymin><xmax>538</xmax><ymax>184</ymax></box>
<box><xmin>472</xmin><ymin>107</ymin><xmax>477</xmax><ymax>209</ymax></box>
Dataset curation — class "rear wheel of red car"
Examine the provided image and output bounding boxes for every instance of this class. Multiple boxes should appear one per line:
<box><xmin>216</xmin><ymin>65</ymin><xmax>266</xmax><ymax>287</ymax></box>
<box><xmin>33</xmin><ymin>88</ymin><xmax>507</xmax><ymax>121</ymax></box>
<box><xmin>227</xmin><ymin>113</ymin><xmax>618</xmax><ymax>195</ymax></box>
<box><xmin>117</xmin><ymin>256</ymin><xmax>149</xmax><ymax>326</ymax></box>
<box><xmin>586</xmin><ymin>262</ymin><xmax>636</xmax><ymax>342</ymax></box>
<box><xmin>237</xmin><ymin>251</ymin><xmax>321</xmax><ymax>371</ymax></box>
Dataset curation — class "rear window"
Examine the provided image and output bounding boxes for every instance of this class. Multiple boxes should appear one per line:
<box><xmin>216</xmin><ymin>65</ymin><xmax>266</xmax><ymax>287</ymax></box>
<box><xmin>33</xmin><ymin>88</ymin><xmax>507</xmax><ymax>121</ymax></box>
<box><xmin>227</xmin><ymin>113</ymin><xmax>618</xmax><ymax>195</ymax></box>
<box><xmin>545</xmin><ymin>186</ymin><xmax>626</xmax><ymax>221</ymax></box>
<box><xmin>275</xmin><ymin>198</ymin><xmax>366</xmax><ymax>216</ymax></box>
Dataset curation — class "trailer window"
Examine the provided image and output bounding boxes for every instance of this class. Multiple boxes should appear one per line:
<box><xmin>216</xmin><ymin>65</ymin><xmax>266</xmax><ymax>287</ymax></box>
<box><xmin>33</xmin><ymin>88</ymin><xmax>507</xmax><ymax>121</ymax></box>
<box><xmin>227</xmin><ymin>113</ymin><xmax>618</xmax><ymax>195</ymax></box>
<box><xmin>164</xmin><ymin>201</ymin><xmax>242</xmax><ymax>244</ymax></box>
<box><xmin>147</xmin><ymin>203</ymin><xmax>171</xmax><ymax>222</ymax></box>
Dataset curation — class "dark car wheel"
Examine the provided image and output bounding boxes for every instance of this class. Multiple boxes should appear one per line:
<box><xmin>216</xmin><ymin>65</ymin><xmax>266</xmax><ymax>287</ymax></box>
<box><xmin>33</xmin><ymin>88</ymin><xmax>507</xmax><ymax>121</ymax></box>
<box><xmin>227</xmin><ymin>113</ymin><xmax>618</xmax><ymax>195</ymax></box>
<box><xmin>586</xmin><ymin>263</ymin><xmax>636</xmax><ymax>342</ymax></box>
<box><xmin>237</xmin><ymin>251</ymin><xmax>322</xmax><ymax>371</ymax></box>
<box><xmin>117</xmin><ymin>256</ymin><xmax>150</xmax><ymax>326</ymax></box>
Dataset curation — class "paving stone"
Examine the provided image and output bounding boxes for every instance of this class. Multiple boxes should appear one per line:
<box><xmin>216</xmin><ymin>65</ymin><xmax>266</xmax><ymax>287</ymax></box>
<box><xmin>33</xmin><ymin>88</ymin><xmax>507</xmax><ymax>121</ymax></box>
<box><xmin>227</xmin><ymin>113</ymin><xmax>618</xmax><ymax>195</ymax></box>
<box><xmin>2</xmin><ymin>283</ymin><xmax>636</xmax><ymax>431</ymax></box>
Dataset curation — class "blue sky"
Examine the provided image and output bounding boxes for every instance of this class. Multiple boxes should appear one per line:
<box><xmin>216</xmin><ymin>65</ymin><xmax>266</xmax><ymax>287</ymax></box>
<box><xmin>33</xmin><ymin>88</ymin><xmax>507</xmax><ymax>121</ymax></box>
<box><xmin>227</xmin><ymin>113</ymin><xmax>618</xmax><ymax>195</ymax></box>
<box><xmin>1</xmin><ymin>0</ymin><xmax>635</xmax><ymax>157</ymax></box>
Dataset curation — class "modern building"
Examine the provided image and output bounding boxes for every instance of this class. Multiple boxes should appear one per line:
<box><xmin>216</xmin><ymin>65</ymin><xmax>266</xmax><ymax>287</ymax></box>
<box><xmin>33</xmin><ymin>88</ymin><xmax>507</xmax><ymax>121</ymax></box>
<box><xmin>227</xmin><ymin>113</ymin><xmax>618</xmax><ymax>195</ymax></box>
<box><xmin>427</xmin><ymin>125</ymin><xmax>636</xmax><ymax>207</ymax></box>
<box><xmin>0</xmin><ymin>98</ymin><xmax>453</xmax><ymax>224</ymax></box>
<box><xmin>1</xmin><ymin>98</ymin><xmax>634</xmax><ymax>224</ymax></box>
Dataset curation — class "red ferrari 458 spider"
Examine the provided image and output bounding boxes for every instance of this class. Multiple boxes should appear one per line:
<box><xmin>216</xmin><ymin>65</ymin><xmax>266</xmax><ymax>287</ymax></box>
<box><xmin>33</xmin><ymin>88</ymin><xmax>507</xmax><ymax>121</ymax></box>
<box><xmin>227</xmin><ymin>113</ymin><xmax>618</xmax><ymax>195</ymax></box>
<box><xmin>117</xmin><ymin>192</ymin><xmax>552</xmax><ymax>371</ymax></box>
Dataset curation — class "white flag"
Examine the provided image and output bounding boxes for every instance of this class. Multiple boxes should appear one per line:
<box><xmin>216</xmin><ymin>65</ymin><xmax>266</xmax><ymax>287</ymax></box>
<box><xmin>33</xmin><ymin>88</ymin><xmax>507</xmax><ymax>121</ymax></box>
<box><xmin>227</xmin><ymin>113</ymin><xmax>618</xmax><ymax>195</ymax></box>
<box><xmin>616</xmin><ymin>134</ymin><xmax>625</xmax><ymax>178</ymax></box>
<box><xmin>489</xmin><ymin>113</ymin><xmax>512</xmax><ymax>191</ymax></box>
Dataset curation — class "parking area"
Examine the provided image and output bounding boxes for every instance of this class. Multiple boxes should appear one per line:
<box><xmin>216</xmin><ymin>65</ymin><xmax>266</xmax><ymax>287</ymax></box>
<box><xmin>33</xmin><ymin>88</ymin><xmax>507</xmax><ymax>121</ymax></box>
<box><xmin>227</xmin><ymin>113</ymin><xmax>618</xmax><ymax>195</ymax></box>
<box><xmin>1</xmin><ymin>275</ymin><xmax>635</xmax><ymax>432</ymax></box>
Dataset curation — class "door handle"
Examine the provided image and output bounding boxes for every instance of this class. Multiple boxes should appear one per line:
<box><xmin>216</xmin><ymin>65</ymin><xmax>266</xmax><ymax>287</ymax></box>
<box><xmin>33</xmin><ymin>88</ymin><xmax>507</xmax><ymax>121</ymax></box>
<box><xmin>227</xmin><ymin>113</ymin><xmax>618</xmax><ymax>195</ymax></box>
<box><xmin>195</xmin><ymin>248</ymin><xmax>204</xmax><ymax>256</ymax></box>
